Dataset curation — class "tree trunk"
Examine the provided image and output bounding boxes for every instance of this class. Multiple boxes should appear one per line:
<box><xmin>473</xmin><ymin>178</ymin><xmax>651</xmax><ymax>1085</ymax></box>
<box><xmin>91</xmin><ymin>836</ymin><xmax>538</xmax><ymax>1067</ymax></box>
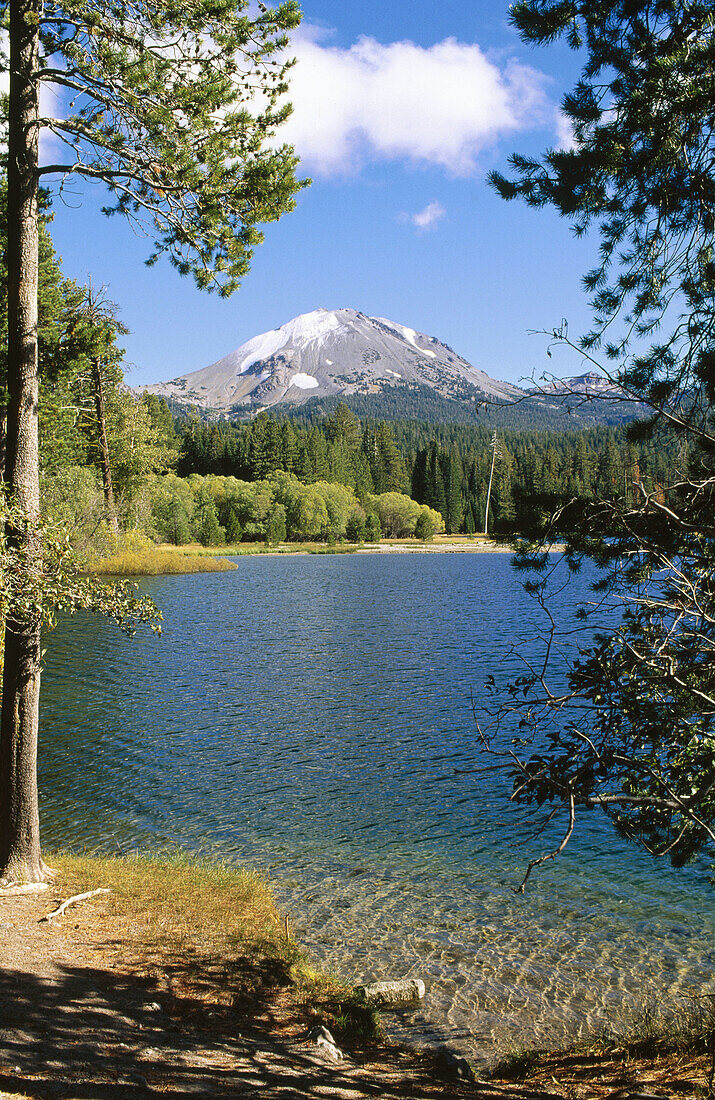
<box><xmin>0</xmin><ymin>410</ymin><xmax>7</xmax><ymax>482</ymax></box>
<box><xmin>484</xmin><ymin>433</ymin><xmax>497</xmax><ymax>536</ymax></box>
<box><xmin>91</xmin><ymin>358</ymin><xmax>120</xmax><ymax>534</ymax></box>
<box><xmin>0</xmin><ymin>0</ymin><xmax>47</xmax><ymax>886</ymax></box>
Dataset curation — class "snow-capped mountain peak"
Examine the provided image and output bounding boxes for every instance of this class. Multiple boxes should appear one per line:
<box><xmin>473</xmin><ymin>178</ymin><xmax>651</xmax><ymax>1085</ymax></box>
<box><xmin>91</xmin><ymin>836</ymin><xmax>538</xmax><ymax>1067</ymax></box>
<box><xmin>138</xmin><ymin>308</ymin><xmax>524</xmax><ymax>412</ymax></box>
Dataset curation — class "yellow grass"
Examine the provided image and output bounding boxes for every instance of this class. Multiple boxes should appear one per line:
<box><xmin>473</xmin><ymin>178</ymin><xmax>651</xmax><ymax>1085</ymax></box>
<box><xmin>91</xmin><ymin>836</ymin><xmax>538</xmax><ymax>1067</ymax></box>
<box><xmin>51</xmin><ymin>850</ymin><xmax>279</xmax><ymax>946</ymax></box>
<box><xmin>88</xmin><ymin>548</ymin><xmax>237</xmax><ymax>575</ymax></box>
<box><xmin>186</xmin><ymin>541</ymin><xmax>358</xmax><ymax>556</ymax></box>
<box><xmin>86</xmin><ymin>534</ymin><xmax>502</xmax><ymax>576</ymax></box>
<box><xmin>47</xmin><ymin>851</ymin><xmax>298</xmax><ymax>1008</ymax></box>
<box><xmin>47</xmin><ymin>851</ymin><xmax>381</xmax><ymax>1041</ymax></box>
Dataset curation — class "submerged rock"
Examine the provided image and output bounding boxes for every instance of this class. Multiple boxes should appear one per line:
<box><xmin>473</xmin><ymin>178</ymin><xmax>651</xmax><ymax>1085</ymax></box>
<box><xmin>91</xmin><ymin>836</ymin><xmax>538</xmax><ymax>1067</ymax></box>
<box><xmin>435</xmin><ymin>1049</ymin><xmax>474</xmax><ymax>1080</ymax></box>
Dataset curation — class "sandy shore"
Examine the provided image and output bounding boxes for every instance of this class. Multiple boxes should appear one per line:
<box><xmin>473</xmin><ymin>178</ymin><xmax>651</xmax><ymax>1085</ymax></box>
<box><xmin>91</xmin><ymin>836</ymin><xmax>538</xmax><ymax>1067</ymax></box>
<box><xmin>356</xmin><ymin>540</ymin><xmax>514</xmax><ymax>553</ymax></box>
<box><xmin>1</xmin><ymin>873</ymin><xmax>710</xmax><ymax>1100</ymax></box>
<box><xmin>0</xmin><ymin>879</ymin><xmax>513</xmax><ymax>1099</ymax></box>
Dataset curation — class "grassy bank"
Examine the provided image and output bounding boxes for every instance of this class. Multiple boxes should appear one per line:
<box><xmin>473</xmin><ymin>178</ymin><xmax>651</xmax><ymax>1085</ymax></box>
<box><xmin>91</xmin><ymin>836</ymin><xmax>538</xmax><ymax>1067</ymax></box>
<box><xmin>88</xmin><ymin>547</ymin><xmax>238</xmax><ymax>575</ymax></box>
<box><xmin>48</xmin><ymin>851</ymin><xmax>380</xmax><ymax>1045</ymax></box>
<box><xmin>490</xmin><ymin>999</ymin><xmax>715</xmax><ymax>1097</ymax></box>
<box><xmin>86</xmin><ymin>534</ymin><xmax>504</xmax><ymax>575</ymax></box>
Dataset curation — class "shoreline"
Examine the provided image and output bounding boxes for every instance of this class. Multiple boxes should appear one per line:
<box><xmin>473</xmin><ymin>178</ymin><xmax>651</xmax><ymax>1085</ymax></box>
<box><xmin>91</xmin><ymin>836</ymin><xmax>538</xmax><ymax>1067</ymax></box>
<box><xmin>0</xmin><ymin>851</ymin><xmax>710</xmax><ymax>1099</ymax></box>
<box><xmin>88</xmin><ymin>538</ymin><xmax>540</xmax><ymax>575</ymax></box>
<box><xmin>355</xmin><ymin>540</ymin><xmax>516</xmax><ymax>553</ymax></box>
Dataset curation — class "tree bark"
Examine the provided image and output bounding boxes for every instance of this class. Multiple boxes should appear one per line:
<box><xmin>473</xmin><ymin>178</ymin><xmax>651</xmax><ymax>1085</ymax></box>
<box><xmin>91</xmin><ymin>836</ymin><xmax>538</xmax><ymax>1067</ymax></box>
<box><xmin>0</xmin><ymin>410</ymin><xmax>7</xmax><ymax>482</ymax></box>
<box><xmin>0</xmin><ymin>0</ymin><xmax>47</xmax><ymax>885</ymax></box>
<box><xmin>484</xmin><ymin>432</ymin><xmax>497</xmax><ymax>536</ymax></box>
<box><xmin>90</xmin><ymin>358</ymin><xmax>120</xmax><ymax>534</ymax></box>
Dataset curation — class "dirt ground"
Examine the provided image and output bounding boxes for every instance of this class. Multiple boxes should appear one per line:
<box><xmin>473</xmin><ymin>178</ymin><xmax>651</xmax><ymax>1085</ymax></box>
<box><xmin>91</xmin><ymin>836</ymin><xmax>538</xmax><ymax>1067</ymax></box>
<box><xmin>0</xmin><ymin>887</ymin><xmax>711</xmax><ymax>1100</ymax></box>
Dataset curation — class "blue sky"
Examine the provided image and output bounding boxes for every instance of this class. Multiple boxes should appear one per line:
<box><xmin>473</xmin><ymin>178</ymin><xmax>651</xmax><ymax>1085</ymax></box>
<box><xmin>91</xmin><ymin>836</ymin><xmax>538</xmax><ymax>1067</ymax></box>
<box><xmin>44</xmin><ymin>0</ymin><xmax>595</xmax><ymax>389</ymax></box>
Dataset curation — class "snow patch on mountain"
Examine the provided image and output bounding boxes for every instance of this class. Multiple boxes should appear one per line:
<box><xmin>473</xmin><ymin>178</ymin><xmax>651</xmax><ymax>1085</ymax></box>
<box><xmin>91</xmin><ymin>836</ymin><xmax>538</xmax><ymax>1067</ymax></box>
<box><xmin>373</xmin><ymin>317</ymin><xmax>437</xmax><ymax>358</ymax></box>
<box><xmin>401</xmin><ymin>325</ymin><xmax>437</xmax><ymax>358</ymax></box>
<box><xmin>236</xmin><ymin>329</ymin><xmax>290</xmax><ymax>375</ymax></box>
<box><xmin>291</xmin><ymin>373</ymin><xmax>319</xmax><ymax>389</ymax></box>
<box><xmin>281</xmin><ymin>308</ymin><xmax>345</xmax><ymax>346</ymax></box>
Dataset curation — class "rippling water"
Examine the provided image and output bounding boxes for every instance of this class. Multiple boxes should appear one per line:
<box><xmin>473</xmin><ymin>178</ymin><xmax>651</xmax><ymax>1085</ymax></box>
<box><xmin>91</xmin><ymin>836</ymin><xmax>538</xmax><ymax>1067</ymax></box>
<box><xmin>40</xmin><ymin>553</ymin><xmax>714</xmax><ymax>1062</ymax></box>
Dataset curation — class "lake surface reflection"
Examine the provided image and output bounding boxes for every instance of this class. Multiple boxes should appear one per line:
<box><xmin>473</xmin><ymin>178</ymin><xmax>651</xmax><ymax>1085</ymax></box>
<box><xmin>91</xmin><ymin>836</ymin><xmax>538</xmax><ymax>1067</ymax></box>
<box><xmin>40</xmin><ymin>553</ymin><xmax>715</xmax><ymax>1062</ymax></box>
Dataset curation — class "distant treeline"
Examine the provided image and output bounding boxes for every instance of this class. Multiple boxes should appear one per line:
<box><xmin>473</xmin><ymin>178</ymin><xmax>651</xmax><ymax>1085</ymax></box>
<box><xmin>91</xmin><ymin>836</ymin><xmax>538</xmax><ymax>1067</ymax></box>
<box><xmin>281</xmin><ymin>384</ymin><xmax>640</xmax><ymax>430</ymax></box>
<box><xmin>176</xmin><ymin>404</ymin><xmax>681</xmax><ymax>534</ymax></box>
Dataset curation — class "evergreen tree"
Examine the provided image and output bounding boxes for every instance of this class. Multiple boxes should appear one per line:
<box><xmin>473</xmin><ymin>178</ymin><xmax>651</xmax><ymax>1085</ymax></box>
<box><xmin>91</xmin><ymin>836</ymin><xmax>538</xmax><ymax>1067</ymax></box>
<box><xmin>411</xmin><ymin>447</ymin><xmax>428</xmax><ymax>503</ymax></box>
<box><xmin>307</xmin><ymin>426</ymin><xmax>329</xmax><ymax>481</ymax></box>
<box><xmin>486</xmin><ymin>0</ymin><xmax>715</xmax><ymax>885</ymax></box>
<box><xmin>225</xmin><ymin>507</ymin><xmax>244</xmax><ymax>546</ymax></box>
<box><xmin>141</xmin><ymin>394</ymin><xmax>179</xmax><ymax>464</ymax></box>
<box><xmin>1</xmin><ymin>0</ymin><xmax>304</xmax><ymax>886</ymax></box>
<box><xmin>345</xmin><ymin>510</ymin><xmax>366</xmax><ymax>542</ymax></box>
<box><xmin>280</xmin><ymin>420</ymin><xmax>297</xmax><ymax>473</ymax></box>
<box><xmin>364</xmin><ymin>512</ymin><xmax>381</xmax><ymax>542</ymax></box>
<box><xmin>426</xmin><ymin>442</ymin><xmax>447</xmax><ymax>517</ymax></box>
<box><xmin>442</xmin><ymin>447</ymin><xmax>464</xmax><ymax>534</ymax></box>
<box><xmin>294</xmin><ymin>438</ymin><xmax>313</xmax><ymax>484</ymax></box>
<box><xmin>373</xmin><ymin>422</ymin><xmax>407</xmax><ymax>493</ymax></box>
<box><xmin>326</xmin><ymin>402</ymin><xmax>361</xmax><ymax>449</ymax></box>
<box><xmin>415</xmin><ymin>508</ymin><xmax>437</xmax><ymax>541</ymax></box>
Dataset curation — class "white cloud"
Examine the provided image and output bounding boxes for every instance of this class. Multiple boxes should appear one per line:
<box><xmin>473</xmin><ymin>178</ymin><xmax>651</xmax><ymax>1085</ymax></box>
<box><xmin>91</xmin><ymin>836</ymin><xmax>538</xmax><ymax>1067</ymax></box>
<box><xmin>0</xmin><ymin>35</ymin><xmax>65</xmax><ymax>162</ymax></box>
<box><xmin>399</xmin><ymin>200</ymin><xmax>446</xmax><ymax>231</ymax></box>
<box><xmin>555</xmin><ymin>111</ymin><xmax>576</xmax><ymax>151</ymax></box>
<box><xmin>279</xmin><ymin>30</ymin><xmax>549</xmax><ymax>177</ymax></box>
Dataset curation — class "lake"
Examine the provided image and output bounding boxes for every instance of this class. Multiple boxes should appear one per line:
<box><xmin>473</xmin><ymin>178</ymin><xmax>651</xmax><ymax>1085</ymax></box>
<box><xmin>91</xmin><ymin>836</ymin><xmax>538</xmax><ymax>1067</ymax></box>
<box><xmin>39</xmin><ymin>552</ymin><xmax>715</xmax><ymax>1062</ymax></box>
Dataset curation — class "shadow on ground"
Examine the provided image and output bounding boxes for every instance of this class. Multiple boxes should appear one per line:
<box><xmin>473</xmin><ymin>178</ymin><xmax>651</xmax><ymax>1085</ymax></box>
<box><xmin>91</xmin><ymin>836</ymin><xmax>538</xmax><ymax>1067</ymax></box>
<box><xmin>0</xmin><ymin>959</ymin><xmax>562</xmax><ymax>1099</ymax></box>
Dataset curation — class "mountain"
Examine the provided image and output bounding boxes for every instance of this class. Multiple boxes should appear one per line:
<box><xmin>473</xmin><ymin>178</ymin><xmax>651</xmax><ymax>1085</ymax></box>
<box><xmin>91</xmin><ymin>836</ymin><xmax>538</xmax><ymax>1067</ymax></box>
<box><xmin>138</xmin><ymin>307</ymin><xmax>525</xmax><ymax>412</ymax></box>
<box><xmin>527</xmin><ymin>370</ymin><xmax>650</xmax><ymax>422</ymax></box>
<box><xmin>139</xmin><ymin>308</ymin><xmax>646</xmax><ymax>429</ymax></box>
<box><xmin>532</xmin><ymin>371</ymin><xmax>623</xmax><ymax>398</ymax></box>
<box><xmin>528</xmin><ymin>371</ymin><xmax>611</xmax><ymax>398</ymax></box>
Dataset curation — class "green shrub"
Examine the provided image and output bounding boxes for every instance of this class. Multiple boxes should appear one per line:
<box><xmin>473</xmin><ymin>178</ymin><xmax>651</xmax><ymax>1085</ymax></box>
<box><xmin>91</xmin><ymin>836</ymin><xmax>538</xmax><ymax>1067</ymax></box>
<box><xmin>364</xmin><ymin>513</ymin><xmax>381</xmax><ymax>542</ymax></box>
<box><xmin>345</xmin><ymin>510</ymin><xmax>366</xmax><ymax>542</ymax></box>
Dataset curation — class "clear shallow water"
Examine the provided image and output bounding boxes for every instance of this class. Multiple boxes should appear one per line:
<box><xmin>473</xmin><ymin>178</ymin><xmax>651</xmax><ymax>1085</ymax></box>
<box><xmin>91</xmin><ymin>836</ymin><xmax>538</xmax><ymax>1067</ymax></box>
<box><xmin>39</xmin><ymin>553</ymin><xmax>714</xmax><ymax>1062</ymax></box>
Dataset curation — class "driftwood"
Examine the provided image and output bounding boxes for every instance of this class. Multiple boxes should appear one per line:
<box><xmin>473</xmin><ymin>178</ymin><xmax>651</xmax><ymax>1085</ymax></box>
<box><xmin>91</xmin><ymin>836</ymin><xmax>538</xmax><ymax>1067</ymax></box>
<box><xmin>355</xmin><ymin>978</ymin><xmax>426</xmax><ymax>1006</ymax></box>
<box><xmin>39</xmin><ymin>888</ymin><xmax>110</xmax><ymax>922</ymax></box>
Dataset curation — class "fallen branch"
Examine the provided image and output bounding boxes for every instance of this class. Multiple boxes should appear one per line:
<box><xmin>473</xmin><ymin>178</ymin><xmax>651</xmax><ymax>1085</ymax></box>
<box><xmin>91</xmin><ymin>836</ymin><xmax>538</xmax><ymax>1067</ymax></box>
<box><xmin>39</xmin><ymin>888</ymin><xmax>111</xmax><ymax>922</ymax></box>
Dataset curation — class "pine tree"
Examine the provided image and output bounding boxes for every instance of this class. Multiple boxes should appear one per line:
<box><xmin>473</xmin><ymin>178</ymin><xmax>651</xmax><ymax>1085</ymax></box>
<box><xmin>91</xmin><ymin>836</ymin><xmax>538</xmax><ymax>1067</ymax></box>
<box><xmin>426</xmin><ymin>443</ymin><xmax>447</xmax><ymax>518</ymax></box>
<box><xmin>1</xmin><ymin>0</ymin><xmax>305</xmax><ymax>885</ymax></box>
<box><xmin>280</xmin><ymin>421</ymin><xmax>297</xmax><ymax>472</ymax></box>
<box><xmin>411</xmin><ymin>447</ymin><xmax>428</xmax><ymax>504</ymax></box>
<box><xmin>225</xmin><ymin>506</ymin><xmax>244</xmax><ymax>546</ymax></box>
<box><xmin>486</xmin><ymin>0</ymin><xmax>715</xmax><ymax>883</ymax></box>
<box><xmin>307</xmin><ymin>427</ymin><xmax>328</xmax><ymax>481</ymax></box>
<box><xmin>375</xmin><ymin>422</ymin><xmax>407</xmax><ymax>492</ymax></box>
<box><xmin>364</xmin><ymin>512</ymin><xmax>381</xmax><ymax>542</ymax></box>
<box><xmin>443</xmin><ymin>448</ymin><xmax>464</xmax><ymax>534</ymax></box>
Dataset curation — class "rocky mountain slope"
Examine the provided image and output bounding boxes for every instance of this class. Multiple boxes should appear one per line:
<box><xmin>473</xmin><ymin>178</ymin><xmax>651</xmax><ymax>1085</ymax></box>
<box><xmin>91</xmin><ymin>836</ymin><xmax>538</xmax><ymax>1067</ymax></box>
<box><xmin>138</xmin><ymin>307</ymin><xmax>525</xmax><ymax>412</ymax></box>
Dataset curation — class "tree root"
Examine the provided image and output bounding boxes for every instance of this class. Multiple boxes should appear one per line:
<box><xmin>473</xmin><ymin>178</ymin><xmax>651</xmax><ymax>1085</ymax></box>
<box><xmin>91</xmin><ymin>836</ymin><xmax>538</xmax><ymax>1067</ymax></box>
<box><xmin>0</xmin><ymin>858</ymin><xmax>56</xmax><ymax>892</ymax></box>
<box><xmin>0</xmin><ymin>881</ymin><xmax>49</xmax><ymax>896</ymax></box>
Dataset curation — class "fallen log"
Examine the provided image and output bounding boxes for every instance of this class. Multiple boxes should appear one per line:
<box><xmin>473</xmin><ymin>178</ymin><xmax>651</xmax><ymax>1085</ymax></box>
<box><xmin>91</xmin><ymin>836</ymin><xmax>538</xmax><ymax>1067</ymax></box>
<box><xmin>355</xmin><ymin>978</ymin><xmax>426</xmax><ymax>1006</ymax></box>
